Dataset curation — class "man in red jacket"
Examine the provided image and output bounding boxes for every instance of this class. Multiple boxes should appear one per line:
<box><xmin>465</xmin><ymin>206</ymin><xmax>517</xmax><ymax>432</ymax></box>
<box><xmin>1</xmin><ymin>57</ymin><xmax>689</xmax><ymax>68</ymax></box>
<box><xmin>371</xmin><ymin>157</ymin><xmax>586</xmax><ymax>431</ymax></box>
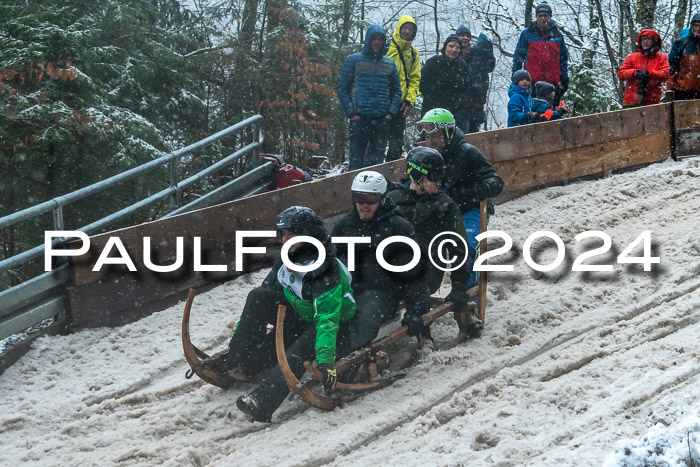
<box><xmin>618</xmin><ymin>29</ymin><xmax>669</xmax><ymax>106</ymax></box>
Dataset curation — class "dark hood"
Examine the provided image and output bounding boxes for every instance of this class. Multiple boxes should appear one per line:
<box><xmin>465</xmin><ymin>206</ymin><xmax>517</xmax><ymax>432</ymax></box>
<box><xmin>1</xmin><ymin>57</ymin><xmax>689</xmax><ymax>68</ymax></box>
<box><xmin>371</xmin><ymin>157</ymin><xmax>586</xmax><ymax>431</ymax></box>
<box><xmin>363</xmin><ymin>24</ymin><xmax>387</xmax><ymax>58</ymax></box>
<box><xmin>441</xmin><ymin>34</ymin><xmax>462</xmax><ymax>59</ymax></box>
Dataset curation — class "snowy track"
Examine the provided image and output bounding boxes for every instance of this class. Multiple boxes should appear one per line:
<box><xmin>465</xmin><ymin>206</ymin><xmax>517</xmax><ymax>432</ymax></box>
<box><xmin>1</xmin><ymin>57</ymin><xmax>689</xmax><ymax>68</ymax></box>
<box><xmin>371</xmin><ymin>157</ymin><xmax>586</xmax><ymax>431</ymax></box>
<box><xmin>2</xmin><ymin>158</ymin><xmax>699</xmax><ymax>466</ymax></box>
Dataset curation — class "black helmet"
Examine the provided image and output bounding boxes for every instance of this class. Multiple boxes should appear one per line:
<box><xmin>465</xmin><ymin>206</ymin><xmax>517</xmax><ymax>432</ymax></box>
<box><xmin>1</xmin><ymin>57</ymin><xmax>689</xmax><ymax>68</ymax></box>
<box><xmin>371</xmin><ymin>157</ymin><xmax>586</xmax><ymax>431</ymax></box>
<box><xmin>276</xmin><ymin>206</ymin><xmax>329</xmax><ymax>242</ymax></box>
<box><xmin>406</xmin><ymin>147</ymin><xmax>447</xmax><ymax>182</ymax></box>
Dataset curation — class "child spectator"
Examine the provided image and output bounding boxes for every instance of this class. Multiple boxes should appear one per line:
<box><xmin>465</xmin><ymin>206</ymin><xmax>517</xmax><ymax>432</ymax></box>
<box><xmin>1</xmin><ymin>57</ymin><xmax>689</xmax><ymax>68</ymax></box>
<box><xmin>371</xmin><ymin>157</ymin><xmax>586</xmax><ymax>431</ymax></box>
<box><xmin>532</xmin><ymin>81</ymin><xmax>568</xmax><ymax>121</ymax></box>
<box><xmin>507</xmin><ymin>70</ymin><xmax>535</xmax><ymax>127</ymax></box>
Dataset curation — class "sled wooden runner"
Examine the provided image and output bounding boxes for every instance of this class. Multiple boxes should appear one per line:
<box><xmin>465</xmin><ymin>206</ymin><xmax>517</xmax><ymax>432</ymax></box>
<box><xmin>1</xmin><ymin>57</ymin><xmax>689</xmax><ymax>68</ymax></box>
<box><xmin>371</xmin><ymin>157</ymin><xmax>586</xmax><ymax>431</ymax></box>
<box><xmin>276</xmin><ymin>300</ymin><xmax>459</xmax><ymax>411</ymax></box>
<box><xmin>275</xmin><ymin>305</ymin><xmax>336</xmax><ymax>411</ymax></box>
<box><xmin>182</xmin><ymin>288</ymin><xmax>234</xmax><ymax>388</ymax></box>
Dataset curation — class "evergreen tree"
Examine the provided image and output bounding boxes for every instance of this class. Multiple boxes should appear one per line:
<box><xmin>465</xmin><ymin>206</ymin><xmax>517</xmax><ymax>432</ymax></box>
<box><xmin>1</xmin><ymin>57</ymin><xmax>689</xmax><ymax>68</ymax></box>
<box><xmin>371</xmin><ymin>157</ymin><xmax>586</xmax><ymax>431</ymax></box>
<box><xmin>0</xmin><ymin>0</ymin><xmax>209</xmax><ymax>285</ymax></box>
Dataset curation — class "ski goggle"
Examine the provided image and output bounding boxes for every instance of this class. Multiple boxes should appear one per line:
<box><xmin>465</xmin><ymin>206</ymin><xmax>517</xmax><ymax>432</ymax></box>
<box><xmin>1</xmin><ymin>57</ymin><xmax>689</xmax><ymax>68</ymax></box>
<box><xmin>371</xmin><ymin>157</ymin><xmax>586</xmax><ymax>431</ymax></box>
<box><xmin>417</xmin><ymin>121</ymin><xmax>442</xmax><ymax>136</ymax></box>
<box><xmin>352</xmin><ymin>192</ymin><xmax>381</xmax><ymax>205</ymax></box>
<box><xmin>416</xmin><ymin>120</ymin><xmax>454</xmax><ymax>137</ymax></box>
<box><xmin>406</xmin><ymin>160</ymin><xmax>445</xmax><ymax>183</ymax></box>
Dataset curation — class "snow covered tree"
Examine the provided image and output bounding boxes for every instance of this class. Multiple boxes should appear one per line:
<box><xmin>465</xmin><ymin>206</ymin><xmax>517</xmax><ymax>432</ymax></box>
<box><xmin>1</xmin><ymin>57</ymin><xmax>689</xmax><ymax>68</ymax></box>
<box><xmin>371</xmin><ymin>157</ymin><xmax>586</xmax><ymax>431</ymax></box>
<box><xmin>0</xmin><ymin>0</ymin><xmax>210</xmax><ymax>285</ymax></box>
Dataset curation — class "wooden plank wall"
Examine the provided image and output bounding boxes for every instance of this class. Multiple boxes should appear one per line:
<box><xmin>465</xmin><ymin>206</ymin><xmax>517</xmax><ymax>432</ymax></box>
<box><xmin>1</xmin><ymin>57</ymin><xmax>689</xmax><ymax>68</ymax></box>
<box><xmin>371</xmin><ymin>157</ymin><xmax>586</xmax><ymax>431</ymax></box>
<box><xmin>66</xmin><ymin>104</ymin><xmax>676</xmax><ymax>330</ymax></box>
<box><xmin>672</xmin><ymin>100</ymin><xmax>700</xmax><ymax>158</ymax></box>
<box><xmin>67</xmin><ymin>162</ymin><xmax>406</xmax><ymax>328</ymax></box>
<box><xmin>471</xmin><ymin>104</ymin><xmax>671</xmax><ymax>193</ymax></box>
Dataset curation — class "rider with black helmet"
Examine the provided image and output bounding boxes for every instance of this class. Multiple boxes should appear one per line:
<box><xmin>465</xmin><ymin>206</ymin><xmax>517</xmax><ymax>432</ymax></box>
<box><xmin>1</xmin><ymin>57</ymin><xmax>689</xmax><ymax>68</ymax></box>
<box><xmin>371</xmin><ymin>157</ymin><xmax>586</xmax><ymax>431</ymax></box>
<box><xmin>208</xmin><ymin>206</ymin><xmax>357</xmax><ymax>423</ymax></box>
<box><xmin>387</xmin><ymin>147</ymin><xmax>483</xmax><ymax>333</ymax></box>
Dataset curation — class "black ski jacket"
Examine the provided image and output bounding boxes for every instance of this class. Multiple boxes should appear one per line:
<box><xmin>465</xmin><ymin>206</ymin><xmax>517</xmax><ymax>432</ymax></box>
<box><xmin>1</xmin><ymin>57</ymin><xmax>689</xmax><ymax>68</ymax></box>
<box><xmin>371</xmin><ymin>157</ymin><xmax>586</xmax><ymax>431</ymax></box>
<box><xmin>441</xmin><ymin>127</ymin><xmax>504</xmax><ymax>213</ymax></box>
<box><xmin>386</xmin><ymin>182</ymin><xmax>470</xmax><ymax>294</ymax></box>
<box><xmin>331</xmin><ymin>198</ymin><xmax>432</xmax><ymax>319</ymax></box>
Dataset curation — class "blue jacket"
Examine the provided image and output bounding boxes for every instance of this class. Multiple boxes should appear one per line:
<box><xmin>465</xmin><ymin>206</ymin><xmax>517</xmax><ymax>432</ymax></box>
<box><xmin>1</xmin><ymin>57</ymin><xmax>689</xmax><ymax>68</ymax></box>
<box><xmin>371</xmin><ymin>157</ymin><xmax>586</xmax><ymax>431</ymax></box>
<box><xmin>337</xmin><ymin>25</ymin><xmax>402</xmax><ymax>118</ymax></box>
<box><xmin>512</xmin><ymin>21</ymin><xmax>569</xmax><ymax>88</ymax></box>
<box><xmin>531</xmin><ymin>98</ymin><xmax>564</xmax><ymax>120</ymax></box>
<box><xmin>507</xmin><ymin>84</ymin><xmax>533</xmax><ymax>127</ymax></box>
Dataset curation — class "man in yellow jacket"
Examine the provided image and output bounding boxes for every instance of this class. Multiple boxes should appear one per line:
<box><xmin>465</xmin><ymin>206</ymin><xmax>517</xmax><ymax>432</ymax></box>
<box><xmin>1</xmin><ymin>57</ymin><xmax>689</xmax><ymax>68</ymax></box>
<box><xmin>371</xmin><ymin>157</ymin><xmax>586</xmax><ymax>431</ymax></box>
<box><xmin>386</xmin><ymin>16</ymin><xmax>421</xmax><ymax>162</ymax></box>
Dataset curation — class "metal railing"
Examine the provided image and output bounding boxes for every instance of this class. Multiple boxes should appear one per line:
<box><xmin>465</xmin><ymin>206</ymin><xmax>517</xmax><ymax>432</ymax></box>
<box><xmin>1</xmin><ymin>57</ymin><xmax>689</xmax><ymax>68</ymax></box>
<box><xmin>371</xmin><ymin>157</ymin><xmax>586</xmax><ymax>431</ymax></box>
<box><xmin>0</xmin><ymin>115</ymin><xmax>269</xmax><ymax>342</ymax></box>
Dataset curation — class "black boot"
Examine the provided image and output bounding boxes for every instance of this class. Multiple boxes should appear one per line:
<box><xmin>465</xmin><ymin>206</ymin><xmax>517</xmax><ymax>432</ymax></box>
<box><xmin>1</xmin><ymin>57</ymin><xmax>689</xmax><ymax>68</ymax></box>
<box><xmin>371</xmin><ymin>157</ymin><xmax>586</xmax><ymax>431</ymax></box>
<box><xmin>237</xmin><ymin>395</ymin><xmax>271</xmax><ymax>423</ymax></box>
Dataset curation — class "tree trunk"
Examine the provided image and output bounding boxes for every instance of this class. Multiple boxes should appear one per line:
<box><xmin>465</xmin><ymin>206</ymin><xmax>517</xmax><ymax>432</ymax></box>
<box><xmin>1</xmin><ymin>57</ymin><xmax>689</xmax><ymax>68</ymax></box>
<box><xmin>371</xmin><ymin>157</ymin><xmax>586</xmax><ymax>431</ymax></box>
<box><xmin>583</xmin><ymin>0</ymin><xmax>598</xmax><ymax>68</ymax></box>
<box><xmin>240</xmin><ymin>0</ymin><xmax>260</xmax><ymax>53</ymax></box>
<box><xmin>592</xmin><ymin>0</ymin><xmax>623</xmax><ymax>101</ymax></box>
<box><xmin>619</xmin><ymin>0</ymin><xmax>638</xmax><ymax>54</ymax></box>
<box><xmin>674</xmin><ymin>0</ymin><xmax>689</xmax><ymax>39</ymax></box>
<box><xmin>635</xmin><ymin>0</ymin><xmax>658</xmax><ymax>30</ymax></box>
<box><xmin>340</xmin><ymin>0</ymin><xmax>353</xmax><ymax>46</ymax></box>
<box><xmin>434</xmin><ymin>0</ymin><xmax>440</xmax><ymax>55</ymax></box>
<box><xmin>524</xmin><ymin>0</ymin><xmax>535</xmax><ymax>28</ymax></box>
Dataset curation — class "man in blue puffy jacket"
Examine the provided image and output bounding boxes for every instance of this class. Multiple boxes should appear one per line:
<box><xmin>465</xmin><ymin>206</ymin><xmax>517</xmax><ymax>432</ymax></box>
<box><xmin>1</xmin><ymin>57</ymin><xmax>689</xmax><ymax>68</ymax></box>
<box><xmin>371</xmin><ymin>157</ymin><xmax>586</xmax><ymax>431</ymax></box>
<box><xmin>337</xmin><ymin>25</ymin><xmax>402</xmax><ymax>171</ymax></box>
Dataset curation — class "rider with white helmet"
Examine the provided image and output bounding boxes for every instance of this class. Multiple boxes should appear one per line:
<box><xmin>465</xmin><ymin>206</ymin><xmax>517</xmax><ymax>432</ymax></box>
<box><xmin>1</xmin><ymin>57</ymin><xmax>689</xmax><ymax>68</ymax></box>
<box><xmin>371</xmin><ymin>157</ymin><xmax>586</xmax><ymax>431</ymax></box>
<box><xmin>333</xmin><ymin>170</ymin><xmax>431</xmax><ymax>342</ymax></box>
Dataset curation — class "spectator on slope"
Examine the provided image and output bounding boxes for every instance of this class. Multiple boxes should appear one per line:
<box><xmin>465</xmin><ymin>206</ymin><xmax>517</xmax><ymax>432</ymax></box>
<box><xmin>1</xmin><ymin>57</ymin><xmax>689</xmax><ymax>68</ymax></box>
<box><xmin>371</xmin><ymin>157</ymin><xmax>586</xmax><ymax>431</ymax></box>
<box><xmin>337</xmin><ymin>24</ymin><xmax>402</xmax><ymax>171</ymax></box>
<box><xmin>386</xmin><ymin>147</ymin><xmax>484</xmax><ymax>332</ymax></box>
<box><xmin>331</xmin><ymin>171</ymin><xmax>432</xmax><ymax>340</ymax></box>
<box><xmin>456</xmin><ymin>25</ymin><xmax>496</xmax><ymax>133</ymax></box>
<box><xmin>386</xmin><ymin>15</ymin><xmax>421</xmax><ymax>162</ymax></box>
<box><xmin>618</xmin><ymin>29</ymin><xmax>669</xmax><ymax>107</ymax></box>
<box><xmin>531</xmin><ymin>81</ymin><xmax>567</xmax><ymax>121</ymax></box>
<box><xmin>420</xmin><ymin>34</ymin><xmax>468</xmax><ymax>118</ymax></box>
<box><xmin>507</xmin><ymin>70</ymin><xmax>537</xmax><ymax>127</ymax></box>
<box><xmin>416</xmin><ymin>108</ymin><xmax>503</xmax><ymax>290</ymax></box>
<box><xmin>667</xmin><ymin>14</ymin><xmax>700</xmax><ymax>101</ymax></box>
<box><xmin>512</xmin><ymin>2</ymin><xmax>569</xmax><ymax>102</ymax></box>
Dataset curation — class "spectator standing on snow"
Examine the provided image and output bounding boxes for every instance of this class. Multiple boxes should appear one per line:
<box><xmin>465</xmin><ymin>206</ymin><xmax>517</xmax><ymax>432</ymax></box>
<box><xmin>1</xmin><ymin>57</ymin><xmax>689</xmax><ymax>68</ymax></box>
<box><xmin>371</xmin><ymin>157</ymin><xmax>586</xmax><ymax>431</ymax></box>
<box><xmin>337</xmin><ymin>24</ymin><xmax>402</xmax><ymax>171</ymax></box>
<box><xmin>420</xmin><ymin>35</ymin><xmax>468</xmax><ymax>118</ymax></box>
<box><xmin>455</xmin><ymin>26</ymin><xmax>496</xmax><ymax>133</ymax></box>
<box><xmin>618</xmin><ymin>29</ymin><xmax>669</xmax><ymax>106</ymax></box>
<box><xmin>512</xmin><ymin>2</ymin><xmax>569</xmax><ymax>102</ymax></box>
<box><xmin>667</xmin><ymin>14</ymin><xmax>700</xmax><ymax>101</ymax></box>
<box><xmin>386</xmin><ymin>16</ymin><xmax>421</xmax><ymax>162</ymax></box>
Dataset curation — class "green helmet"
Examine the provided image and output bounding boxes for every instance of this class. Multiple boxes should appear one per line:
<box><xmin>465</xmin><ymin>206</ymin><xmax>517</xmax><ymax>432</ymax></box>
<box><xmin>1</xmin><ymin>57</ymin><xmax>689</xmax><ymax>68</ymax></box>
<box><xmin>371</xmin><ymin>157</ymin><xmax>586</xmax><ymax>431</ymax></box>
<box><xmin>418</xmin><ymin>108</ymin><xmax>456</xmax><ymax>143</ymax></box>
<box><xmin>406</xmin><ymin>147</ymin><xmax>446</xmax><ymax>182</ymax></box>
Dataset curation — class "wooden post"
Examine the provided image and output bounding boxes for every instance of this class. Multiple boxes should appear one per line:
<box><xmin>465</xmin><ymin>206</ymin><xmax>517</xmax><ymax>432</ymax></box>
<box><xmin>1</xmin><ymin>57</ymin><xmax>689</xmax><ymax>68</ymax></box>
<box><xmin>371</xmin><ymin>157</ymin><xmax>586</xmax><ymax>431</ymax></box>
<box><xmin>477</xmin><ymin>200</ymin><xmax>488</xmax><ymax>322</ymax></box>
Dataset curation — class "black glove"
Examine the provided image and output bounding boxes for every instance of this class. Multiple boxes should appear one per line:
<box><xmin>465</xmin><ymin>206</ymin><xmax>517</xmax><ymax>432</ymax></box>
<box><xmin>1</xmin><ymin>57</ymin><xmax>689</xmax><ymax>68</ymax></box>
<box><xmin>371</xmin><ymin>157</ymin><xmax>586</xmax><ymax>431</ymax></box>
<box><xmin>401</xmin><ymin>313</ymin><xmax>425</xmax><ymax>337</ymax></box>
<box><xmin>317</xmin><ymin>363</ymin><xmax>337</xmax><ymax>390</ymax></box>
<box><xmin>635</xmin><ymin>70</ymin><xmax>649</xmax><ymax>83</ymax></box>
<box><xmin>446</xmin><ymin>289</ymin><xmax>470</xmax><ymax>311</ymax></box>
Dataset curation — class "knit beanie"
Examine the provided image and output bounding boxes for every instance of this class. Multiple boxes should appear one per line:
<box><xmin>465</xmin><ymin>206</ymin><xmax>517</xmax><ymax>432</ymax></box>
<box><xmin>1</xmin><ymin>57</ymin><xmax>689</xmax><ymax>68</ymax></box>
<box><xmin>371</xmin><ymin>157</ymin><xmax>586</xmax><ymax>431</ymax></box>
<box><xmin>441</xmin><ymin>34</ymin><xmax>463</xmax><ymax>54</ymax></box>
<box><xmin>512</xmin><ymin>69</ymin><xmax>531</xmax><ymax>85</ymax></box>
<box><xmin>535</xmin><ymin>2</ymin><xmax>553</xmax><ymax>15</ymax></box>
<box><xmin>456</xmin><ymin>25</ymin><xmax>471</xmax><ymax>37</ymax></box>
<box><xmin>534</xmin><ymin>81</ymin><xmax>555</xmax><ymax>98</ymax></box>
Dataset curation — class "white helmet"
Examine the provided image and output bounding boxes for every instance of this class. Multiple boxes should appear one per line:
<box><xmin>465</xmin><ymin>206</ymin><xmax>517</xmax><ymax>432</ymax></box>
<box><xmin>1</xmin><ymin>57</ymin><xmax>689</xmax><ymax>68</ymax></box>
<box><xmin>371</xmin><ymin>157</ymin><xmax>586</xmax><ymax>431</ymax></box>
<box><xmin>351</xmin><ymin>171</ymin><xmax>387</xmax><ymax>194</ymax></box>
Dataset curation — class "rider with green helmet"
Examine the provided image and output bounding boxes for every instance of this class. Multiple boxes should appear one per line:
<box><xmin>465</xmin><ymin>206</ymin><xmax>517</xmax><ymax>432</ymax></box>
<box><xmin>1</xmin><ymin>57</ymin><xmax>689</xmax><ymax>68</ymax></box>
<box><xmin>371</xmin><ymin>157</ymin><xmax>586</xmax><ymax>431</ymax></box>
<box><xmin>416</xmin><ymin>108</ymin><xmax>504</xmax><ymax>290</ymax></box>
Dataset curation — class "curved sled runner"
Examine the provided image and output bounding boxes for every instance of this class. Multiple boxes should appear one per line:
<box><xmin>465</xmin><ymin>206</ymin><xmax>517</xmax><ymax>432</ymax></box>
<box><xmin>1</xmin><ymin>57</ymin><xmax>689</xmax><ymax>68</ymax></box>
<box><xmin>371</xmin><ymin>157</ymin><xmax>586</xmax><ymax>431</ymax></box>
<box><xmin>182</xmin><ymin>289</ymin><xmax>234</xmax><ymax>388</ymax></box>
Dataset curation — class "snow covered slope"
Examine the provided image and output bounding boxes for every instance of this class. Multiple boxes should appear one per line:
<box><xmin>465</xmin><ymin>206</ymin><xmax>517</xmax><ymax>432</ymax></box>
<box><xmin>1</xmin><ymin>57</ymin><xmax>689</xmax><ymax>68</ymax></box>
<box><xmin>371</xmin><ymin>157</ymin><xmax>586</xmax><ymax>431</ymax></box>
<box><xmin>1</xmin><ymin>158</ymin><xmax>699</xmax><ymax>466</ymax></box>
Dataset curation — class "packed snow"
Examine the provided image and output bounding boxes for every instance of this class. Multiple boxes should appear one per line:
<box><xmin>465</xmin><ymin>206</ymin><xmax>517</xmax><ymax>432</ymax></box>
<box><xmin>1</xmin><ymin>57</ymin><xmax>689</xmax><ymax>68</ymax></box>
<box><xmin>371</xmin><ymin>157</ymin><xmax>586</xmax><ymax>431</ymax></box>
<box><xmin>1</xmin><ymin>157</ymin><xmax>699</xmax><ymax>466</ymax></box>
